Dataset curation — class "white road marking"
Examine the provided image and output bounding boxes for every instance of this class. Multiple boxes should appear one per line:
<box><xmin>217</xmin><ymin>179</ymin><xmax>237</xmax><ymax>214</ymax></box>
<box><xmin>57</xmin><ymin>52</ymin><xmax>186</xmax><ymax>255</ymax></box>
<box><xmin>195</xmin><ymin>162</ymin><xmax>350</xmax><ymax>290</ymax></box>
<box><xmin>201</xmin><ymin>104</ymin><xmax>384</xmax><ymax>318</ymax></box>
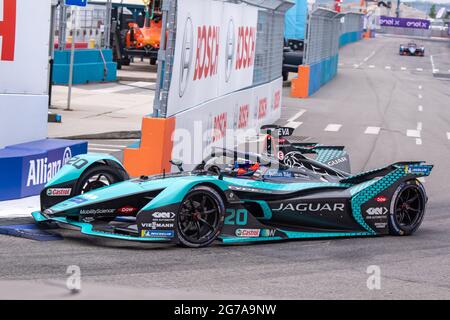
<box><xmin>401</xmin><ymin>67</ymin><xmax>407</xmax><ymax>71</ymax></box>
<box><xmin>430</xmin><ymin>55</ymin><xmax>436</xmax><ymax>72</ymax></box>
<box><xmin>416</xmin><ymin>138</ymin><xmax>422</xmax><ymax>145</ymax></box>
<box><xmin>417</xmin><ymin>122</ymin><xmax>422</xmax><ymax>131</ymax></box>
<box><xmin>364</xmin><ymin>126</ymin><xmax>381</xmax><ymax>135</ymax></box>
<box><xmin>385</xmin><ymin>66</ymin><xmax>391</xmax><ymax>70</ymax></box>
<box><xmin>406</xmin><ymin>130</ymin><xmax>421</xmax><ymax>138</ymax></box>
<box><xmin>433</xmin><ymin>69</ymin><xmax>440</xmax><ymax>73</ymax></box>
<box><xmin>286</xmin><ymin>109</ymin><xmax>306</xmax><ymax>129</ymax></box>
<box><xmin>353</xmin><ymin>64</ymin><xmax>359</xmax><ymax>68</ymax></box>
<box><xmin>418</xmin><ymin>85</ymin><xmax>422</xmax><ymax>90</ymax></box>
<box><xmin>89</xmin><ymin>143</ymin><xmax>127</xmax><ymax>148</ymax></box>
<box><xmin>447</xmin><ymin>132</ymin><xmax>450</xmax><ymax>140</ymax></box>
<box><xmin>418</xmin><ymin>94</ymin><xmax>423</xmax><ymax>99</ymax></box>
<box><xmin>416</xmin><ymin>68</ymin><xmax>423</xmax><ymax>72</ymax></box>
<box><xmin>88</xmin><ymin>147</ymin><xmax>122</xmax><ymax>152</ymax></box>
<box><xmin>368</xmin><ymin>65</ymin><xmax>375</xmax><ymax>69</ymax></box>
<box><xmin>324</xmin><ymin>124</ymin><xmax>342</xmax><ymax>132</ymax></box>
<box><xmin>418</xmin><ymin>105</ymin><xmax>423</xmax><ymax>112</ymax></box>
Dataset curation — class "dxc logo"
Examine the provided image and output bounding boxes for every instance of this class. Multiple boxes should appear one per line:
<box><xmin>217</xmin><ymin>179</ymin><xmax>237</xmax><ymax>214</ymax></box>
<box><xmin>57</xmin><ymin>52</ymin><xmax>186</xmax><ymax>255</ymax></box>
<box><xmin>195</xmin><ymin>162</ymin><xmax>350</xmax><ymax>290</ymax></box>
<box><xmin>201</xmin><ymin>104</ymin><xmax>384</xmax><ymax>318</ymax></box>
<box><xmin>0</xmin><ymin>0</ymin><xmax>16</xmax><ymax>61</ymax></box>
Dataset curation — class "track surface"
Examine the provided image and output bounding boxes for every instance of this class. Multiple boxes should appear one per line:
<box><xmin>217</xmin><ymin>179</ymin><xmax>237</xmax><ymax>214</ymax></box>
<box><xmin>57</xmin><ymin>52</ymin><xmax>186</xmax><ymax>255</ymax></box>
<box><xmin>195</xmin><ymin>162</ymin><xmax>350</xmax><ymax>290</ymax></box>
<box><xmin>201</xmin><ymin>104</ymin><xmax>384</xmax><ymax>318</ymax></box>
<box><xmin>1</xmin><ymin>36</ymin><xmax>449</xmax><ymax>299</ymax></box>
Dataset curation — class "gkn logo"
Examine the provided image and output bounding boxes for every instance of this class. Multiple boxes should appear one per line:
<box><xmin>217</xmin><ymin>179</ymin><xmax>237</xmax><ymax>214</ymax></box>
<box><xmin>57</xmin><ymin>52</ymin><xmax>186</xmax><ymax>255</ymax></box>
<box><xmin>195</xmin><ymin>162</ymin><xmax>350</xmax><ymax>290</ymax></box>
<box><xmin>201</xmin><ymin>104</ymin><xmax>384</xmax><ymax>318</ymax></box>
<box><xmin>366</xmin><ymin>207</ymin><xmax>388</xmax><ymax>216</ymax></box>
<box><xmin>0</xmin><ymin>0</ymin><xmax>16</xmax><ymax>61</ymax></box>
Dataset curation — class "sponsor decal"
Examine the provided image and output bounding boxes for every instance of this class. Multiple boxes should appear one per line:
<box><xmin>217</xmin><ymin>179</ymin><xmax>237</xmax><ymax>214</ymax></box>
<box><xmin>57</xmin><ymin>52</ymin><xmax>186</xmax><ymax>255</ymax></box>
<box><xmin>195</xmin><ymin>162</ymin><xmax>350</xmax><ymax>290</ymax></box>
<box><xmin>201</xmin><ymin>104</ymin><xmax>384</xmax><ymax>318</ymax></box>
<box><xmin>273</xmin><ymin>90</ymin><xmax>281</xmax><ymax>110</ymax></box>
<box><xmin>375</xmin><ymin>196</ymin><xmax>388</xmax><ymax>203</ymax></box>
<box><xmin>179</xmin><ymin>16</ymin><xmax>194</xmax><ymax>97</ymax></box>
<box><xmin>235</xmin><ymin>26</ymin><xmax>256</xmax><ymax>70</ymax></box>
<box><xmin>366</xmin><ymin>207</ymin><xmax>388</xmax><ymax>216</ymax></box>
<box><xmin>193</xmin><ymin>25</ymin><xmax>220</xmax><ymax>81</ymax></box>
<box><xmin>273</xmin><ymin>202</ymin><xmax>345</xmax><ymax>213</ymax></box>
<box><xmin>81</xmin><ymin>194</ymin><xmax>98</xmax><ymax>200</ymax></box>
<box><xmin>152</xmin><ymin>212</ymin><xmax>176</xmax><ymax>219</ymax></box>
<box><xmin>224</xmin><ymin>18</ymin><xmax>235</xmax><ymax>82</ymax></box>
<box><xmin>258</xmin><ymin>97</ymin><xmax>267</xmax><ymax>119</ymax></box>
<box><xmin>0</xmin><ymin>0</ymin><xmax>16</xmax><ymax>61</ymax></box>
<box><xmin>237</xmin><ymin>104</ymin><xmax>249</xmax><ymax>129</ymax></box>
<box><xmin>277</xmin><ymin>151</ymin><xmax>285</xmax><ymax>161</ymax></box>
<box><xmin>374</xmin><ymin>222</ymin><xmax>388</xmax><ymax>229</ymax></box>
<box><xmin>69</xmin><ymin>197</ymin><xmax>88</xmax><ymax>204</ymax></box>
<box><xmin>235</xmin><ymin>229</ymin><xmax>260</xmax><ymax>238</ymax></box>
<box><xmin>142</xmin><ymin>230</ymin><xmax>175</xmax><ymax>238</ymax></box>
<box><xmin>141</xmin><ymin>222</ymin><xmax>174</xmax><ymax>229</ymax></box>
<box><xmin>327</xmin><ymin>157</ymin><xmax>347</xmax><ymax>167</ymax></box>
<box><xmin>213</xmin><ymin>112</ymin><xmax>227</xmax><ymax>142</ymax></box>
<box><xmin>228</xmin><ymin>185</ymin><xmax>272</xmax><ymax>194</ymax></box>
<box><xmin>264</xmin><ymin>169</ymin><xmax>293</xmax><ymax>178</ymax></box>
<box><xmin>379</xmin><ymin>16</ymin><xmax>430</xmax><ymax>29</ymax></box>
<box><xmin>260</xmin><ymin>229</ymin><xmax>276</xmax><ymax>237</ymax></box>
<box><xmin>405</xmin><ymin>165</ymin><xmax>431</xmax><ymax>175</ymax></box>
<box><xmin>26</xmin><ymin>147</ymin><xmax>72</xmax><ymax>187</ymax></box>
<box><xmin>117</xmin><ymin>206</ymin><xmax>138</xmax><ymax>215</ymax></box>
<box><xmin>46</xmin><ymin>188</ymin><xmax>72</xmax><ymax>197</ymax></box>
<box><xmin>80</xmin><ymin>209</ymin><xmax>115</xmax><ymax>215</ymax></box>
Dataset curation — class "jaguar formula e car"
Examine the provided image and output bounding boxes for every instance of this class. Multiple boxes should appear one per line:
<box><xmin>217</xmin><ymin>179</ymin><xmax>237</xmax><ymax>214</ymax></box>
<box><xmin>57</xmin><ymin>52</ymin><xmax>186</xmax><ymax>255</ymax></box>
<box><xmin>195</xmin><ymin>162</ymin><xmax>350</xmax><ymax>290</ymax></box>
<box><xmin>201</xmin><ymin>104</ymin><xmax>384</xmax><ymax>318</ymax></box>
<box><xmin>32</xmin><ymin>126</ymin><xmax>433</xmax><ymax>248</ymax></box>
<box><xmin>399</xmin><ymin>43</ymin><xmax>425</xmax><ymax>56</ymax></box>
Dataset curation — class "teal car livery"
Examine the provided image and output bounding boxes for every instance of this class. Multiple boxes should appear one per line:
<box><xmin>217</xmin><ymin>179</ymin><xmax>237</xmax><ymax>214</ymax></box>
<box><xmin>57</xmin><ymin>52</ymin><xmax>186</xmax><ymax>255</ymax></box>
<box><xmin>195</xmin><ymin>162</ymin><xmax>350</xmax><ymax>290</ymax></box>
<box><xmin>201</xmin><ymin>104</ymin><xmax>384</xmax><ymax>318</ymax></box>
<box><xmin>32</xmin><ymin>126</ymin><xmax>433</xmax><ymax>248</ymax></box>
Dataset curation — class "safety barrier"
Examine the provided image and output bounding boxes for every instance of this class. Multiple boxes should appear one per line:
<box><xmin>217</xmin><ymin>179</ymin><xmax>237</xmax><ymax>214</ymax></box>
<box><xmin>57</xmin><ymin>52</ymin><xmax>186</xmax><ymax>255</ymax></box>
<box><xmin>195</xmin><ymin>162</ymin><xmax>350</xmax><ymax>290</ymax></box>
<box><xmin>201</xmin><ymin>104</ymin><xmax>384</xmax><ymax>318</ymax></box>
<box><xmin>52</xmin><ymin>49</ymin><xmax>117</xmax><ymax>85</ymax></box>
<box><xmin>291</xmin><ymin>8</ymin><xmax>342</xmax><ymax>98</ymax></box>
<box><xmin>124</xmin><ymin>0</ymin><xmax>294</xmax><ymax>176</ymax></box>
<box><xmin>339</xmin><ymin>13</ymin><xmax>364</xmax><ymax>47</ymax></box>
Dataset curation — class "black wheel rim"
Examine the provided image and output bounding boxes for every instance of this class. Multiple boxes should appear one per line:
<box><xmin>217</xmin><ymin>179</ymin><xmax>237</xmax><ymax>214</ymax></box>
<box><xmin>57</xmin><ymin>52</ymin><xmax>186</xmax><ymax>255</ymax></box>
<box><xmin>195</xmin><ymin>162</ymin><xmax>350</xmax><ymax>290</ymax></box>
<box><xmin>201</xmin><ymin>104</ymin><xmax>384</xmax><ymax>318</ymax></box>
<box><xmin>394</xmin><ymin>186</ymin><xmax>424</xmax><ymax>228</ymax></box>
<box><xmin>178</xmin><ymin>192</ymin><xmax>220</xmax><ymax>244</ymax></box>
<box><xmin>81</xmin><ymin>173</ymin><xmax>114</xmax><ymax>194</ymax></box>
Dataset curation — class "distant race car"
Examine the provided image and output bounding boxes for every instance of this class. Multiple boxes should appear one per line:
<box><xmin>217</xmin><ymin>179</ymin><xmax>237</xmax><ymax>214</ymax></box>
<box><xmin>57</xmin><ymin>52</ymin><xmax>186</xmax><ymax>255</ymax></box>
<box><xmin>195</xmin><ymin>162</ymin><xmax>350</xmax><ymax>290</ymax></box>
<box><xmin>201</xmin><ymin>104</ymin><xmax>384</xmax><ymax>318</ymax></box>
<box><xmin>32</xmin><ymin>126</ymin><xmax>433</xmax><ymax>248</ymax></box>
<box><xmin>399</xmin><ymin>43</ymin><xmax>425</xmax><ymax>56</ymax></box>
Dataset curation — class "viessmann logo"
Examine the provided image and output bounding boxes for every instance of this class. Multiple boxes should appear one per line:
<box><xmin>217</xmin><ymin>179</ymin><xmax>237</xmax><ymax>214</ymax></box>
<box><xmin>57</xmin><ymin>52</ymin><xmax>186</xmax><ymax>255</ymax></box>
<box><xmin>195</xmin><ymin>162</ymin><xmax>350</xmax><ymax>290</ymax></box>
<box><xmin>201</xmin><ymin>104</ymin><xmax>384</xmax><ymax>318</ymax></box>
<box><xmin>0</xmin><ymin>0</ymin><xmax>17</xmax><ymax>61</ymax></box>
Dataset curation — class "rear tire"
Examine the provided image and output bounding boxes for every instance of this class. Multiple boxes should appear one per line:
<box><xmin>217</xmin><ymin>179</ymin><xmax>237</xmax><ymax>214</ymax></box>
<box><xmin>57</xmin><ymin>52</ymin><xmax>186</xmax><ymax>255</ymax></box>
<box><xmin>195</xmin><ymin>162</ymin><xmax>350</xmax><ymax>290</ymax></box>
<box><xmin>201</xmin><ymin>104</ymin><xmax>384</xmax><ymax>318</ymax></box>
<box><xmin>388</xmin><ymin>180</ymin><xmax>426</xmax><ymax>236</ymax></box>
<box><xmin>176</xmin><ymin>186</ymin><xmax>225</xmax><ymax>248</ymax></box>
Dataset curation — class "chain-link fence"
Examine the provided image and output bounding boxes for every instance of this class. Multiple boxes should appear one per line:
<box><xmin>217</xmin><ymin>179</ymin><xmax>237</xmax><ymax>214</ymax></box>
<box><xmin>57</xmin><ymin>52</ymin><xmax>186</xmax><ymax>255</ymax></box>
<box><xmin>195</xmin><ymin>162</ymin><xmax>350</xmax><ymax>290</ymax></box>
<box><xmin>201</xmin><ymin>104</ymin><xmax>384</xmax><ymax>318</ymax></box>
<box><xmin>339</xmin><ymin>12</ymin><xmax>364</xmax><ymax>47</ymax></box>
<box><xmin>55</xmin><ymin>3</ymin><xmax>110</xmax><ymax>50</ymax></box>
<box><xmin>304</xmin><ymin>8</ymin><xmax>342</xmax><ymax>65</ymax></box>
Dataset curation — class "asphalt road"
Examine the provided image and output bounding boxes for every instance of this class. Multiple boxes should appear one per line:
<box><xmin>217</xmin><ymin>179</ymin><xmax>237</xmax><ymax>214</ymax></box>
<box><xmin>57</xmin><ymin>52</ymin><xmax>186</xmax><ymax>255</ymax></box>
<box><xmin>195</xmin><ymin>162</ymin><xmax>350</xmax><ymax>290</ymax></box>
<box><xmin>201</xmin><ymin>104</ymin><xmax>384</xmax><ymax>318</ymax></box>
<box><xmin>1</xmin><ymin>35</ymin><xmax>450</xmax><ymax>299</ymax></box>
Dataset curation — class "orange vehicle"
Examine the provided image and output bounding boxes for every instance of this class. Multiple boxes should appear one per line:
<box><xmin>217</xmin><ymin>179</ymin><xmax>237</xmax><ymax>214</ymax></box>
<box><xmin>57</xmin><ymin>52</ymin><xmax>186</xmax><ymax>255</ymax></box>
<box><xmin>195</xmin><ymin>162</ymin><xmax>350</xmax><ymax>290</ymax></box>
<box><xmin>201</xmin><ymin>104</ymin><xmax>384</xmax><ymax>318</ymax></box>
<box><xmin>122</xmin><ymin>0</ymin><xmax>162</xmax><ymax>65</ymax></box>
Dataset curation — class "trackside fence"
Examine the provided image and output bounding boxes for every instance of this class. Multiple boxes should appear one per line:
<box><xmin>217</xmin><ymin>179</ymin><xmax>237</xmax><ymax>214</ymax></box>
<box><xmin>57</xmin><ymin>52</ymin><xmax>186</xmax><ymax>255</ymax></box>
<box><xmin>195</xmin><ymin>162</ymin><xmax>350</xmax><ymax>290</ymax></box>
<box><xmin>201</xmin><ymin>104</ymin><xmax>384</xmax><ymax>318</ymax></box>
<box><xmin>291</xmin><ymin>8</ymin><xmax>343</xmax><ymax>98</ymax></box>
<box><xmin>123</xmin><ymin>0</ymin><xmax>294</xmax><ymax>175</ymax></box>
<box><xmin>339</xmin><ymin>12</ymin><xmax>364</xmax><ymax>47</ymax></box>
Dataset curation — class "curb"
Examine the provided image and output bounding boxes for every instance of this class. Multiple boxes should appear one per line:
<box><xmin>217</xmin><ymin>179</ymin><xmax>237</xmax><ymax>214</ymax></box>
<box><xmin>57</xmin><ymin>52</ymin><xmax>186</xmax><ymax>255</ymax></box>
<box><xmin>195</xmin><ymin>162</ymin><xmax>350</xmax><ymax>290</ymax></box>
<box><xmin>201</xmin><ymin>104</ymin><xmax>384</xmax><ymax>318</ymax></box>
<box><xmin>117</xmin><ymin>76</ymin><xmax>157</xmax><ymax>83</ymax></box>
<box><xmin>54</xmin><ymin>130</ymin><xmax>142</xmax><ymax>140</ymax></box>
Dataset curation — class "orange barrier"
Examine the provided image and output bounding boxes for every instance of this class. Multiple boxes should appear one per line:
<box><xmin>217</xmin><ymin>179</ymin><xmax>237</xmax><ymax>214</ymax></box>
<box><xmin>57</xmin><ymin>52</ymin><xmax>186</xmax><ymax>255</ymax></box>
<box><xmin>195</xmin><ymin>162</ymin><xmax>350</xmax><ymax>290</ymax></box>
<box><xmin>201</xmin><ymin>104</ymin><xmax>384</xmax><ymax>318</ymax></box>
<box><xmin>362</xmin><ymin>31</ymin><xmax>371</xmax><ymax>39</ymax></box>
<box><xmin>291</xmin><ymin>65</ymin><xmax>310</xmax><ymax>98</ymax></box>
<box><xmin>123</xmin><ymin>117</ymin><xmax>175</xmax><ymax>177</ymax></box>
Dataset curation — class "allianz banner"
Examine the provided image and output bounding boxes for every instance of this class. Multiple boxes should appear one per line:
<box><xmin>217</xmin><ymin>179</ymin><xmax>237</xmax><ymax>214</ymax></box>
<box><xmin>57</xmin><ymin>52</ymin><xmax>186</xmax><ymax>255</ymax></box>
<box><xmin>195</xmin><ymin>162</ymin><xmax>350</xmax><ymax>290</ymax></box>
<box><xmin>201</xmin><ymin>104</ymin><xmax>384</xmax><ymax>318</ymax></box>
<box><xmin>167</xmin><ymin>0</ymin><xmax>258</xmax><ymax>117</ymax></box>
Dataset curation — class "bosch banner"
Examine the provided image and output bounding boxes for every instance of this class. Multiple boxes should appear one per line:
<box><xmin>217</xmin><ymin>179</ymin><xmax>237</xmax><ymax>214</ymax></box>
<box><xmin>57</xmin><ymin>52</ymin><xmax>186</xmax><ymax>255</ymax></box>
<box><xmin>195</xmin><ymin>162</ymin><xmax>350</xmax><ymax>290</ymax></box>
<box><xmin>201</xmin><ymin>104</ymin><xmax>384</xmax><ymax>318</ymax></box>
<box><xmin>379</xmin><ymin>16</ymin><xmax>430</xmax><ymax>29</ymax></box>
<box><xmin>167</xmin><ymin>0</ymin><xmax>258</xmax><ymax>117</ymax></box>
<box><xmin>173</xmin><ymin>78</ymin><xmax>282</xmax><ymax>168</ymax></box>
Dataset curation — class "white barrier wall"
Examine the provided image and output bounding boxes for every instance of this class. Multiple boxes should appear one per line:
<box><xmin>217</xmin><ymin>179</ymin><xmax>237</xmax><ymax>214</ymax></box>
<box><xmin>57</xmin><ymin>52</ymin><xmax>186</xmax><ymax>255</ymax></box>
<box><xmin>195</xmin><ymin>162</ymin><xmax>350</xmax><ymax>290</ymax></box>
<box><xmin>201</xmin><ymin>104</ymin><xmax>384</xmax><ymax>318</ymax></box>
<box><xmin>167</xmin><ymin>0</ymin><xmax>259</xmax><ymax>116</ymax></box>
<box><xmin>0</xmin><ymin>0</ymin><xmax>51</xmax><ymax>149</ymax></box>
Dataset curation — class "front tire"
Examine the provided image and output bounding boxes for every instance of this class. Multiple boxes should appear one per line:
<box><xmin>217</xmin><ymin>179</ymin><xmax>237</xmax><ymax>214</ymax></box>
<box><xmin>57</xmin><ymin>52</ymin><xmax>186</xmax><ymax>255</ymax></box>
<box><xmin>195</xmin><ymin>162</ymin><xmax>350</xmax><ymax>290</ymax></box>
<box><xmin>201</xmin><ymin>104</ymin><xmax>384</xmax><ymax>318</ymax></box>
<box><xmin>176</xmin><ymin>186</ymin><xmax>225</xmax><ymax>248</ymax></box>
<box><xmin>74</xmin><ymin>164</ymin><xmax>126</xmax><ymax>195</ymax></box>
<box><xmin>389</xmin><ymin>180</ymin><xmax>426</xmax><ymax>236</ymax></box>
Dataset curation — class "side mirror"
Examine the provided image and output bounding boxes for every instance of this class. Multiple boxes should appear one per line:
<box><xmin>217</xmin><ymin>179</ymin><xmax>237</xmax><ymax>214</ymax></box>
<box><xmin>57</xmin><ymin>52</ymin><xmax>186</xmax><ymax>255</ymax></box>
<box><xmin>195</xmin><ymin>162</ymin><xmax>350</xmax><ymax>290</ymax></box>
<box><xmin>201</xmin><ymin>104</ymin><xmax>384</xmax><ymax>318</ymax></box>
<box><xmin>170</xmin><ymin>159</ymin><xmax>184</xmax><ymax>172</ymax></box>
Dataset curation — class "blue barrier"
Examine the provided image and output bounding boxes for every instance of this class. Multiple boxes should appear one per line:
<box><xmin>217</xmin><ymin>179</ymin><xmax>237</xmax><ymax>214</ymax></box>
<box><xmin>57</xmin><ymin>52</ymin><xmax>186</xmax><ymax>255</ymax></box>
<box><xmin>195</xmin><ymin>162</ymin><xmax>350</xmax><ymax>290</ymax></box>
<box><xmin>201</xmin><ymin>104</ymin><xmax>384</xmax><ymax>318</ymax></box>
<box><xmin>339</xmin><ymin>31</ymin><xmax>363</xmax><ymax>48</ymax></box>
<box><xmin>0</xmin><ymin>139</ymin><xmax>87</xmax><ymax>201</ymax></box>
<box><xmin>308</xmin><ymin>54</ymin><xmax>339</xmax><ymax>96</ymax></box>
<box><xmin>52</xmin><ymin>49</ymin><xmax>117</xmax><ymax>85</ymax></box>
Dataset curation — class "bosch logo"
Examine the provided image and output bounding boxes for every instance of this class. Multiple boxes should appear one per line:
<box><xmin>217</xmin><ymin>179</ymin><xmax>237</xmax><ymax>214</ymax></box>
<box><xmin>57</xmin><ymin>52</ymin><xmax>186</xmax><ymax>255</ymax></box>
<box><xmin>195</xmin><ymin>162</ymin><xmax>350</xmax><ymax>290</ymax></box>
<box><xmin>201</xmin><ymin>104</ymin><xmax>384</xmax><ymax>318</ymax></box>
<box><xmin>235</xmin><ymin>26</ymin><xmax>256</xmax><ymax>70</ymax></box>
<box><xmin>179</xmin><ymin>16</ymin><xmax>194</xmax><ymax>98</ymax></box>
<box><xmin>193</xmin><ymin>24</ymin><xmax>220</xmax><ymax>81</ymax></box>
<box><xmin>237</xmin><ymin>104</ymin><xmax>249</xmax><ymax>129</ymax></box>
<box><xmin>0</xmin><ymin>0</ymin><xmax>16</xmax><ymax>62</ymax></box>
<box><xmin>224</xmin><ymin>18</ymin><xmax>235</xmax><ymax>83</ymax></box>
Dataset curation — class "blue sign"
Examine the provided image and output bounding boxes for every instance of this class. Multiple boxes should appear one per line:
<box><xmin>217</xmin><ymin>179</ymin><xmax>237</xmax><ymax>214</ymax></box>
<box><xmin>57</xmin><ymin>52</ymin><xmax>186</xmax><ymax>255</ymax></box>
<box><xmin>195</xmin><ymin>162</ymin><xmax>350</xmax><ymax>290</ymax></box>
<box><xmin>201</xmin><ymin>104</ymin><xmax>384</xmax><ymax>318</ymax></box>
<box><xmin>65</xmin><ymin>0</ymin><xmax>87</xmax><ymax>7</ymax></box>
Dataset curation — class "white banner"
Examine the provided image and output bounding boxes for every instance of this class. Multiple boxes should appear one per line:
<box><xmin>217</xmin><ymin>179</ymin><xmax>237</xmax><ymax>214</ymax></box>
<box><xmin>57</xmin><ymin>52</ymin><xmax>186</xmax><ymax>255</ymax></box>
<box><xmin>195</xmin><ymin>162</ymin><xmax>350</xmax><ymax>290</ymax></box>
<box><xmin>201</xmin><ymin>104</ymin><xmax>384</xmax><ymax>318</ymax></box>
<box><xmin>167</xmin><ymin>0</ymin><xmax>258</xmax><ymax>117</ymax></box>
<box><xmin>172</xmin><ymin>77</ymin><xmax>282</xmax><ymax>168</ymax></box>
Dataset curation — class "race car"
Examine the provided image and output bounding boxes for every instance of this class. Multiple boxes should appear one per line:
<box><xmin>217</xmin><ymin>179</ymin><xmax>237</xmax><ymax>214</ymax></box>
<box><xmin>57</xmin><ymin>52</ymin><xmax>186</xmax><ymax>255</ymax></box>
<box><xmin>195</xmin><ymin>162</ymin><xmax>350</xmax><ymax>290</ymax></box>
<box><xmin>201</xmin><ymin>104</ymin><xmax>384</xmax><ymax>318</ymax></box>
<box><xmin>32</xmin><ymin>126</ymin><xmax>433</xmax><ymax>248</ymax></box>
<box><xmin>399</xmin><ymin>43</ymin><xmax>425</xmax><ymax>56</ymax></box>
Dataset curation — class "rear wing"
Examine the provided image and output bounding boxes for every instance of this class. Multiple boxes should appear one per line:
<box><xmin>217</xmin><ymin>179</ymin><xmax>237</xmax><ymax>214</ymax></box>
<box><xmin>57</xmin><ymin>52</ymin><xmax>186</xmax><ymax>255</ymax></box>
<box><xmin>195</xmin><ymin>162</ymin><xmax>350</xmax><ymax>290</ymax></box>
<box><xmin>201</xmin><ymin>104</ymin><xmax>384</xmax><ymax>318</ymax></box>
<box><xmin>341</xmin><ymin>162</ymin><xmax>433</xmax><ymax>184</ymax></box>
